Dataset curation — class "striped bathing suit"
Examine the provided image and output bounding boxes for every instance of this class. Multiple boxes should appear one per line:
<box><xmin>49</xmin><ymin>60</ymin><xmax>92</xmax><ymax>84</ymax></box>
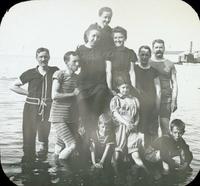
<box><xmin>49</xmin><ymin>70</ymin><xmax>79</xmax><ymax>147</ymax></box>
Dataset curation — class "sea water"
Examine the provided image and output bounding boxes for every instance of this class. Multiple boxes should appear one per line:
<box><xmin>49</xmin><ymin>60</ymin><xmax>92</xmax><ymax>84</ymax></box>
<box><xmin>0</xmin><ymin>62</ymin><xmax>200</xmax><ymax>186</ymax></box>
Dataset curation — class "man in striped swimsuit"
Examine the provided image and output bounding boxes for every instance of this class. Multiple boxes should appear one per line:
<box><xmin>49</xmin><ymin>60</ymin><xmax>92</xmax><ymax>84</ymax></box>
<box><xmin>49</xmin><ymin>51</ymin><xmax>80</xmax><ymax>161</ymax></box>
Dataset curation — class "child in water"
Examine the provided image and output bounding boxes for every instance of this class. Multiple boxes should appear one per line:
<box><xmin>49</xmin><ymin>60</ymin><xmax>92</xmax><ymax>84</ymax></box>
<box><xmin>89</xmin><ymin>113</ymin><xmax>115</xmax><ymax>169</ymax></box>
<box><xmin>89</xmin><ymin>113</ymin><xmax>115</xmax><ymax>186</ymax></box>
<box><xmin>145</xmin><ymin>119</ymin><xmax>193</xmax><ymax>176</ymax></box>
<box><xmin>110</xmin><ymin>76</ymin><xmax>148</xmax><ymax>176</ymax></box>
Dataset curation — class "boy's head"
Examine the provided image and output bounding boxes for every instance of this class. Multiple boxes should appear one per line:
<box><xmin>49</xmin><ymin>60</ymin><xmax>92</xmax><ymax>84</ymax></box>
<box><xmin>64</xmin><ymin>51</ymin><xmax>80</xmax><ymax>72</ymax></box>
<box><xmin>98</xmin><ymin>7</ymin><xmax>113</xmax><ymax>27</ymax></box>
<box><xmin>170</xmin><ymin>119</ymin><xmax>185</xmax><ymax>141</ymax></box>
<box><xmin>98</xmin><ymin>113</ymin><xmax>112</xmax><ymax>135</ymax></box>
<box><xmin>112</xmin><ymin>26</ymin><xmax>127</xmax><ymax>47</ymax></box>
<box><xmin>115</xmin><ymin>76</ymin><xmax>130</xmax><ymax>96</ymax></box>
<box><xmin>36</xmin><ymin>47</ymin><xmax>50</xmax><ymax>67</ymax></box>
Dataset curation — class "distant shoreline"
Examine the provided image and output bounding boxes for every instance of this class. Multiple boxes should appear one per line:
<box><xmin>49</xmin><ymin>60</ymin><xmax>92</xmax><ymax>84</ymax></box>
<box><xmin>0</xmin><ymin>77</ymin><xmax>17</xmax><ymax>80</ymax></box>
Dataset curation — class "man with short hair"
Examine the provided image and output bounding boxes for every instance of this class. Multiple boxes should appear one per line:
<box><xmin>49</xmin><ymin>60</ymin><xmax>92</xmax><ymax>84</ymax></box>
<box><xmin>10</xmin><ymin>48</ymin><xmax>59</xmax><ymax>164</ymax></box>
<box><xmin>150</xmin><ymin>39</ymin><xmax>178</xmax><ymax>135</ymax></box>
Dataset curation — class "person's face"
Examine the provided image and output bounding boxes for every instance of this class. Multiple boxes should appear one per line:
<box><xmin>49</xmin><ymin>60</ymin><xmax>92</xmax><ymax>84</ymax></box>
<box><xmin>139</xmin><ymin>48</ymin><xmax>151</xmax><ymax>66</ymax></box>
<box><xmin>66</xmin><ymin>55</ymin><xmax>80</xmax><ymax>72</ymax></box>
<box><xmin>118</xmin><ymin>84</ymin><xmax>130</xmax><ymax>96</ymax></box>
<box><xmin>98</xmin><ymin>122</ymin><xmax>110</xmax><ymax>135</ymax></box>
<box><xmin>153</xmin><ymin>42</ymin><xmax>165</xmax><ymax>59</ymax></box>
<box><xmin>171</xmin><ymin>126</ymin><xmax>184</xmax><ymax>141</ymax></box>
<box><xmin>36</xmin><ymin>51</ymin><xmax>50</xmax><ymax>67</ymax></box>
<box><xmin>99</xmin><ymin>11</ymin><xmax>112</xmax><ymax>27</ymax></box>
<box><xmin>113</xmin><ymin>32</ymin><xmax>126</xmax><ymax>47</ymax></box>
<box><xmin>87</xmin><ymin>29</ymin><xmax>100</xmax><ymax>47</ymax></box>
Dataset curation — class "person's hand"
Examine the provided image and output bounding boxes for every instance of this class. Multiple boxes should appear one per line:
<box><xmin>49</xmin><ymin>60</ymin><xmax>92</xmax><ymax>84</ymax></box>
<box><xmin>73</xmin><ymin>88</ymin><xmax>80</xmax><ymax>96</ymax></box>
<box><xmin>171</xmin><ymin>100</ymin><xmax>177</xmax><ymax>112</ymax></box>
<box><xmin>94</xmin><ymin>162</ymin><xmax>103</xmax><ymax>169</ymax></box>
<box><xmin>127</xmin><ymin>124</ymin><xmax>136</xmax><ymax>132</ymax></box>
<box><xmin>109</xmin><ymin>89</ymin><xmax>117</xmax><ymax>96</ymax></box>
<box><xmin>175</xmin><ymin>162</ymin><xmax>188</xmax><ymax>172</ymax></box>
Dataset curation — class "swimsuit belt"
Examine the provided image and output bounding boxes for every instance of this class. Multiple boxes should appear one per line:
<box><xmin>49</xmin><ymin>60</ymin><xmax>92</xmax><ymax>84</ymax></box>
<box><xmin>26</xmin><ymin>97</ymin><xmax>52</xmax><ymax>121</ymax></box>
<box><xmin>25</xmin><ymin>97</ymin><xmax>52</xmax><ymax>105</ymax></box>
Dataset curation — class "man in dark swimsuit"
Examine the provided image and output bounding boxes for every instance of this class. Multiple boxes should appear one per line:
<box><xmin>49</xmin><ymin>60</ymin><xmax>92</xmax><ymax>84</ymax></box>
<box><xmin>10</xmin><ymin>48</ymin><xmax>59</xmax><ymax>164</ymax></box>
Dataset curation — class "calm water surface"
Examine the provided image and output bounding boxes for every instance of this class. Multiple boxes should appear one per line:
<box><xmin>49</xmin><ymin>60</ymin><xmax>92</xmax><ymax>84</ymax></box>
<box><xmin>0</xmin><ymin>64</ymin><xmax>200</xmax><ymax>186</ymax></box>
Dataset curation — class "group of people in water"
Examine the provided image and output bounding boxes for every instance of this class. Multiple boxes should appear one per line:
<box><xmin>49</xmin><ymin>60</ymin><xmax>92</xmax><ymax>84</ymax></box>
<box><xmin>10</xmin><ymin>6</ymin><xmax>193</xmax><ymax>183</ymax></box>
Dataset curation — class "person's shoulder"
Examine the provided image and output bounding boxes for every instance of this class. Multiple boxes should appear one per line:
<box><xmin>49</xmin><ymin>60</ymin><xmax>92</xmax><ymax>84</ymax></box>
<box><xmin>112</xmin><ymin>94</ymin><xmax>119</xmax><ymax>99</ymax></box>
<box><xmin>90</xmin><ymin>22</ymin><xmax>98</xmax><ymax>27</ymax></box>
<box><xmin>52</xmin><ymin>70</ymin><xmax>63</xmax><ymax>79</ymax></box>
<box><xmin>150</xmin><ymin>66</ymin><xmax>159</xmax><ymax>73</ymax></box>
<box><xmin>125</xmin><ymin>47</ymin><xmax>136</xmax><ymax>53</ymax></box>
<box><xmin>24</xmin><ymin>67</ymin><xmax>37</xmax><ymax>73</ymax></box>
<box><xmin>105</xmin><ymin>25</ymin><xmax>112</xmax><ymax>32</ymax></box>
<box><xmin>20</xmin><ymin>67</ymin><xmax>37</xmax><ymax>76</ymax></box>
<box><xmin>149</xmin><ymin>59</ymin><xmax>157</xmax><ymax>66</ymax></box>
<box><xmin>130</xmin><ymin>94</ymin><xmax>139</xmax><ymax>100</ymax></box>
<box><xmin>164</xmin><ymin>59</ymin><xmax>175</xmax><ymax>66</ymax></box>
<box><xmin>179</xmin><ymin>137</ymin><xmax>188</xmax><ymax>146</ymax></box>
<box><xmin>111</xmin><ymin>94</ymin><xmax>121</xmax><ymax>101</ymax></box>
<box><xmin>106</xmin><ymin>46</ymin><xmax>116</xmax><ymax>54</ymax></box>
<box><xmin>49</xmin><ymin>66</ymin><xmax>59</xmax><ymax>72</ymax></box>
<box><xmin>149</xmin><ymin>58</ymin><xmax>161</xmax><ymax>64</ymax></box>
<box><xmin>77</xmin><ymin>44</ymin><xmax>87</xmax><ymax>51</ymax></box>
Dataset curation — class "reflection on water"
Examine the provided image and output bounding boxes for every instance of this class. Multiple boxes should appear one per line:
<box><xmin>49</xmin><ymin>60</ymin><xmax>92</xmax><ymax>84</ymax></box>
<box><xmin>1</xmin><ymin>64</ymin><xmax>200</xmax><ymax>186</ymax></box>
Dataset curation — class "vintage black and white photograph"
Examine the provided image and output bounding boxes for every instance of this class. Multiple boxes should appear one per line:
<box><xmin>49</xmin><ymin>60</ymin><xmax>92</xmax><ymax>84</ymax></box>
<box><xmin>0</xmin><ymin>0</ymin><xmax>200</xmax><ymax>185</ymax></box>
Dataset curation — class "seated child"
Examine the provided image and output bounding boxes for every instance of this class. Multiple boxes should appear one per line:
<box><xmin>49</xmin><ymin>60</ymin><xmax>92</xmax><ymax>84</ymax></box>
<box><xmin>110</xmin><ymin>76</ymin><xmax>148</xmax><ymax>175</ymax></box>
<box><xmin>145</xmin><ymin>119</ymin><xmax>193</xmax><ymax>175</ymax></box>
<box><xmin>90</xmin><ymin>113</ymin><xmax>115</xmax><ymax>169</ymax></box>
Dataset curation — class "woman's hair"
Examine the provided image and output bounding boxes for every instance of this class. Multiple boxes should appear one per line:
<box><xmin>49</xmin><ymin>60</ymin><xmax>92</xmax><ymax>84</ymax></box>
<box><xmin>63</xmin><ymin>51</ymin><xmax>78</xmax><ymax>63</ymax></box>
<box><xmin>83</xmin><ymin>25</ymin><xmax>101</xmax><ymax>43</ymax></box>
<box><xmin>170</xmin><ymin>119</ymin><xmax>185</xmax><ymax>134</ymax></box>
<box><xmin>98</xmin><ymin>7</ymin><xmax>113</xmax><ymax>16</ymax></box>
<box><xmin>138</xmin><ymin>45</ymin><xmax>151</xmax><ymax>56</ymax></box>
<box><xmin>36</xmin><ymin>47</ymin><xmax>49</xmax><ymax>57</ymax></box>
<box><xmin>112</xmin><ymin>26</ymin><xmax>127</xmax><ymax>40</ymax></box>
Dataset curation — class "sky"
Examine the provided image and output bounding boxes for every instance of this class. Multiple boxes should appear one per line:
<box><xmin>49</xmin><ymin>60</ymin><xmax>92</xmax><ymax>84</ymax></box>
<box><xmin>0</xmin><ymin>0</ymin><xmax>199</xmax><ymax>76</ymax></box>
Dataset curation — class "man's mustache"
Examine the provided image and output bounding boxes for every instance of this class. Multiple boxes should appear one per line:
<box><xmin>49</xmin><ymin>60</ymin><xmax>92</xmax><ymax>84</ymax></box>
<box><xmin>156</xmin><ymin>51</ymin><xmax>163</xmax><ymax>54</ymax></box>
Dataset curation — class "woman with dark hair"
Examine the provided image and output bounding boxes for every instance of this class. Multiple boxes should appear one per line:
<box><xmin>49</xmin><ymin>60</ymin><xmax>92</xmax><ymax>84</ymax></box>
<box><xmin>134</xmin><ymin>45</ymin><xmax>161</xmax><ymax>148</ymax></box>
<box><xmin>105</xmin><ymin>26</ymin><xmax>137</xmax><ymax>94</ymax></box>
<box><xmin>76</xmin><ymin>26</ymin><xmax>110</xmax><ymax>141</ymax></box>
